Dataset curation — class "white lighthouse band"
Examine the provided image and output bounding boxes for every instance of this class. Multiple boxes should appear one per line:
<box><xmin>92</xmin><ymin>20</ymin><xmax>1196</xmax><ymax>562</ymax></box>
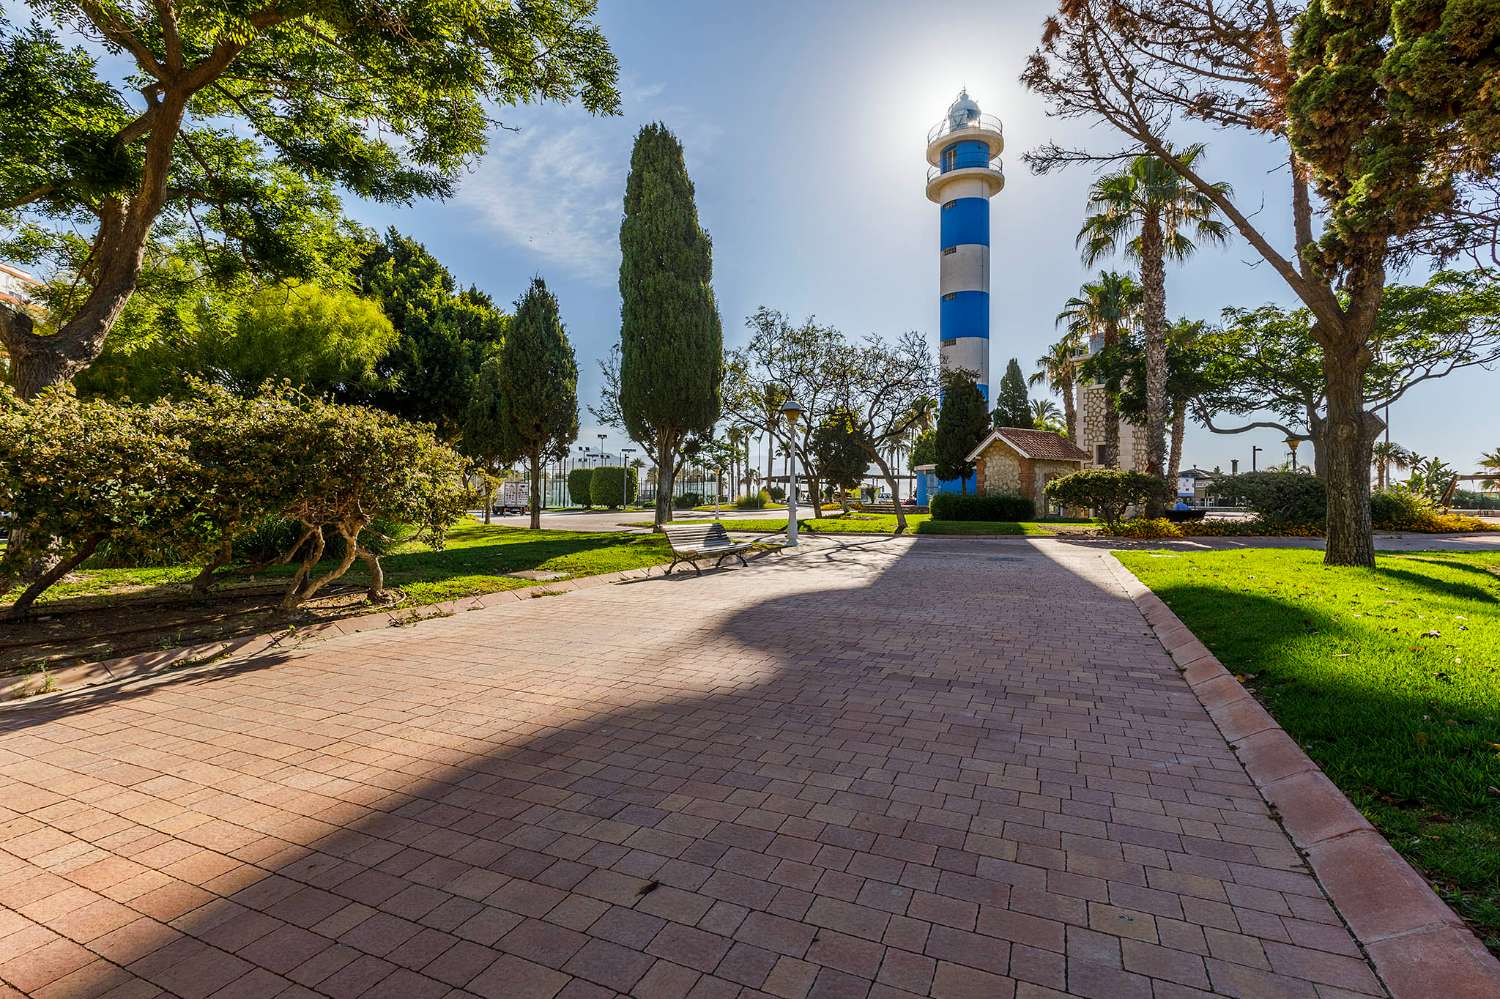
<box><xmin>926</xmin><ymin>90</ymin><xmax>1004</xmax><ymax>402</ymax></box>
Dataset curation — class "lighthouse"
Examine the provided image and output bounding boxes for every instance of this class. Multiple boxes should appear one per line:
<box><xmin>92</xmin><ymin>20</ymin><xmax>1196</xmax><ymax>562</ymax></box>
<box><xmin>926</xmin><ymin>90</ymin><xmax>1004</xmax><ymax>400</ymax></box>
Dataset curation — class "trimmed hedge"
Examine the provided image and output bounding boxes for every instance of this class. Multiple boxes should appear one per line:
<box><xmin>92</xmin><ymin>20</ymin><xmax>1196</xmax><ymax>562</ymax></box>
<box><xmin>930</xmin><ymin>492</ymin><xmax>1036</xmax><ymax>522</ymax></box>
<box><xmin>735</xmin><ymin>489</ymin><xmax>771</xmax><ymax>510</ymax></box>
<box><xmin>589</xmin><ymin>465</ymin><xmax>637</xmax><ymax>509</ymax></box>
<box><xmin>673</xmin><ymin>492</ymin><xmax>703</xmax><ymax>510</ymax></box>
<box><xmin>567</xmin><ymin>467</ymin><xmax>593</xmax><ymax>508</ymax></box>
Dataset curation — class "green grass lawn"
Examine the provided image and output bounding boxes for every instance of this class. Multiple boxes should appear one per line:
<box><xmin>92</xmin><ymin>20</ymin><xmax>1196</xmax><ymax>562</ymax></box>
<box><xmin>14</xmin><ymin>523</ymin><xmax>676</xmax><ymax>609</ymax></box>
<box><xmin>1117</xmin><ymin>548</ymin><xmax>1500</xmax><ymax>952</ymax></box>
<box><xmin>623</xmin><ymin>513</ymin><xmax>1094</xmax><ymax>536</ymax></box>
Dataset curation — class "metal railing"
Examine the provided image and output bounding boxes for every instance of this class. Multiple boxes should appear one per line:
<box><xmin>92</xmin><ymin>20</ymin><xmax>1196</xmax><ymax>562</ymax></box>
<box><xmin>927</xmin><ymin>112</ymin><xmax>1004</xmax><ymax>146</ymax></box>
<box><xmin>927</xmin><ymin>158</ymin><xmax>1004</xmax><ymax>183</ymax></box>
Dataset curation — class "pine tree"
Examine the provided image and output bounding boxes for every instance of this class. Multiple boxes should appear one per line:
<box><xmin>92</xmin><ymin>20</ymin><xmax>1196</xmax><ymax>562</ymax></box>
<box><xmin>934</xmin><ymin>369</ymin><xmax>988</xmax><ymax>494</ymax></box>
<box><xmin>618</xmin><ymin>123</ymin><xmax>724</xmax><ymax>529</ymax></box>
<box><xmin>494</xmin><ymin>278</ymin><xmax>578</xmax><ymax>529</ymax></box>
<box><xmin>991</xmin><ymin>358</ymin><xmax>1032</xmax><ymax>429</ymax></box>
<box><xmin>460</xmin><ymin>357</ymin><xmax>507</xmax><ymax>523</ymax></box>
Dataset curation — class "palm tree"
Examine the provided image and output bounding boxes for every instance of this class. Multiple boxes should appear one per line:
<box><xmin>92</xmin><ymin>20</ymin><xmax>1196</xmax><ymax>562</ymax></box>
<box><xmin>1371</xmin><ymin>441</ymin><xmax>1414</xmax><ymax>492</ymax></box>
<box><xmin>1479</xmin><ymin>448</ymin><xmax>1500</xmax><ymax>492</ymax></box>
<box><xmin>1029</xmin><ymin>398</ymin><xmax>1065</xmax><ymax>434</ymax></box>
<box><xmin>1056</xmin><ymin>271</ymin><xmax>1140</xmax><ymax>467</ymax></box>
<box><xmin>1029</xmin><ymin>334</ymin><xmax>1083</xmax><ymax>440</ymax></box>
<box><xmin>1078</xmin><ymin>145</ymin><xmax>1230</xmax><ymax>490</ymax></box>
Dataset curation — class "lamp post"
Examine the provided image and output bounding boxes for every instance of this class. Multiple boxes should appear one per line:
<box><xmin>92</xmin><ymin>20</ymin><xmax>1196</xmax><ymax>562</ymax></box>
<box><xmin>622</xmin><ymin>447</ymin><xmax>636</xmax><ymax>507</ymax></box>
<box><xmin>598</xmin><ymin>433</ymin><xmax>608</xmax><ymax>467</ymax></box>
<box><xmin>1285</xmin><ymin>436</ymin><xmax>1300</xmax><ymax>472</ymax></box>
<box><xmin>1251</xmin><ymin>446</ymin><xmax>1262</xmax><ymax>472</ymax></box>
<box><xmin>781</xmin><ymin>399</ymin><xmax>805</xmax><ymax>547</ymax></box>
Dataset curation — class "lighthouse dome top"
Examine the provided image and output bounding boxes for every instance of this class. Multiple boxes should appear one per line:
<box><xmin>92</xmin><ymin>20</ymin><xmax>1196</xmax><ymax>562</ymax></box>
<box><xmin>947</xmin><ymin>90</ymin><xmax>981</xmax><ymax>129</ymax></box>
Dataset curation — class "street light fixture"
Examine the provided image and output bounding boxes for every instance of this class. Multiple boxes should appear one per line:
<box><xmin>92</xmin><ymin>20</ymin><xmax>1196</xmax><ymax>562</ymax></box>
<box><xmin>1251</xmin><ymin>445</ymin><xmax>1262</xmax><ymax>472</ymax></box>
<box><xmin>780</xmin><ymin>399</ymin><xmax>806</xmax><ymax>547</ymax></box>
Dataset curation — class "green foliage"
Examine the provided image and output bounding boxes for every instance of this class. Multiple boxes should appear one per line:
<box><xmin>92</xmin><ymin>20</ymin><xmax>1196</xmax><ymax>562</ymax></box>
<box><xmin>735</xmin><ymin>490</ymin><xmax>770</xmax><ymax>510</ymax></box>
<box><xmin>0</xmin><ymin>2</ymin><xmax>617</xmax><ymax>394</ymax></box>
<box><xmin>934</xmin><ymin>368</ymin><xmax>988</xmax><ymax>485</ymax></box>
<box><xmin>1119</xmin><ymin>549</ymin><xmax>1500</xmax><ymax>949</ymax></box>
<box><xmin>568</xmin><ymin>468</ymin><xmax>594</xmax><ymax>508</ymax></box>
<box><xmin>1289</xmin><ymin>1</ymin><xmax>1500</xmax><ymax>273</ymax></box>
<box><xmin>491</xmin><ymin>277</ymin><xmax>578</xmax><ymax>527</ymax></box>
<box><xmin>767</xmin><ymin>485</ymin><xmax>786</xmax><ymax>502</ymax></box>
<box><xmin>810</xmin><ymin>413</ymin><xmax>868</xmax><ymax>495</ymax></box>
<box><xmin>673</xmin><ymin>492</ymin><xmax>703</xmax><ymax>510</ymax></box>
<box><xmin>460</xmin><ymin>356</ymin><xmax>508</xmax><ymax>475</ymax></box>
<box><xmin>909</xmin><ymin>428</ymin><xmax>936</xmax><ymax>470</ymax></box>
<box><xmin>618</xmin><ymin>123</ymin><xmax>723</xmax><ymax>522</ymax></box>
<box><xmin>930</xmin><ymin>492</ymin><xmax>1036</xmax><ymax>522</ymax></box>
<box><xmin>589</xmin><ymin>466</ymin><xmax>637</xmax><ymax>509</ymax></box>
<box><xmin>1209</xmin><ymin>471</ymin><xmax>1326</xmax><ymax>525</ymax></box>
<box><xmin>1403</xmin><ymin>454</ymin><xmax>1457</xmax><ymax>502</ymax></box>
<box><xmin>1045</xmin><ymin>469</ymin><xmax>1171</xmax><ymax>530</ymax></box>
<box><xmin>1370</xmin><ymin>488</ymin><xmax>1437</xmax><ymax>530</ymax></box>
<box><xmin>355</xmin><ymin>229</ymin><xmax>508</xmax><ymax>437</ymax></box>
<box><xmin>990</xmin><ymin>358</ymin><xmax>1032</xmax><ymax>429</ymax></box>
<box><xmin>0</xmin><ymin>385</ymin><xmax>472</xmax><ymax>615</ymax></box>
<box><xmin>77</xmin><ymin>275</ymin><xmax>396</xmax><ymax>401</ymax></box>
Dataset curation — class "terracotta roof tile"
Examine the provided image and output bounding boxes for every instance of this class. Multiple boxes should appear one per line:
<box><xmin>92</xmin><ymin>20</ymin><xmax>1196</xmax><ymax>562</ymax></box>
<box><xmin>990</xmin><ymin>427</ymin><xmax>1090</xmax><ymax>462</ymax></box>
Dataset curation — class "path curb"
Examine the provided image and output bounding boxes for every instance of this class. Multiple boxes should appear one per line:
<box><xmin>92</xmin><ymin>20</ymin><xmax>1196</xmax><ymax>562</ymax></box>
<box><xmin>1105</xmin><ymin>554</ymin><xmax>1500</xmax><ymax>998</ymax></box>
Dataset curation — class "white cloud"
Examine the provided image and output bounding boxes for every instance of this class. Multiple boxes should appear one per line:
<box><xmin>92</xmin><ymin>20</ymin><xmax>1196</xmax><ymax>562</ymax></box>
<box><xmin>455</xmin><ymin>78</ymin><xmax>720</xmax><ymax>286</ymax></box>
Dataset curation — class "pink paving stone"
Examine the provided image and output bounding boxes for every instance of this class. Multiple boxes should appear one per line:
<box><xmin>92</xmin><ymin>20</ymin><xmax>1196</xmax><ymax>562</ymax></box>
<box><xmin>1260</xmin><ymin>771</ymin><xmax>1374</xmax><ymax>847</ymax></box>
<box><xmin>1</xmin><ymin>536</ymin><xmax>1477</xmax><ymax>998</ymax></box>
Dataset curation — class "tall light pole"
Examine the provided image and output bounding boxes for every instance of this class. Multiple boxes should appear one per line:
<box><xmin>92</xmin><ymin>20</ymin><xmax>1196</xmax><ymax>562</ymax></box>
<box><xmin>781</xmin><ymin>399</ymin><xmax>805</xmax><ymax>546</ymax></box>
<box><xmin>597</xmin><ymin>433</ymin><xmax>608</xmax><ymax>466</ymax></box>
<box><xmin>622</xmin><ymin>447</ymin><xmax>636</xmax><ymax>507</ymax></box>
<box><xmin>1251</xmin><ymin>446</ymin><xmax>1262</xmax><ymax>472</ymax></box>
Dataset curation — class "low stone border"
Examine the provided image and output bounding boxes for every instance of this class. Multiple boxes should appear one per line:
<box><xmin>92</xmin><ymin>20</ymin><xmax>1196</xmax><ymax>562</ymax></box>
<box><xmin>1105</xmin><ymin>555</ymin><xmax>1500</xmax><ymax>998</ymax></box>
<box><xmin>1</xmin><ymin>555</ymin><xmax>752</xmax><ymax>703</ymax></box>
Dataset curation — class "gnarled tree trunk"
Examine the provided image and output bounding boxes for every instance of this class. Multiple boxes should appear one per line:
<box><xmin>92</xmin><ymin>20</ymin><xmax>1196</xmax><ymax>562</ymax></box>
<box><xmin>1322</xmin><ymin>344</ymin><xmax>1381</xmax><ymax>567</ymax></box>
<box><xmin>528</xmin><ymin>452</ymin><xmax>543</xmax><ymax>530</ymax></box>
<box><xmin>653</xmin><ymin>431</ymin><xmax>678</xmax><ymax>530</ymax></box>
<box><xmin>3</xmin><ymin>535</ymin><xmax>103</xmax><ymax>620</ymax></box>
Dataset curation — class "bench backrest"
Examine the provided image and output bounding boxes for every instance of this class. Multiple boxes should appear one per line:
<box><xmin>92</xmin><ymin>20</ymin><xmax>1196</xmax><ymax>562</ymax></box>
<box><xmin>662</xmin><ymin>522</ymin><xmax>737</xmax><ymax>550</ymax></box>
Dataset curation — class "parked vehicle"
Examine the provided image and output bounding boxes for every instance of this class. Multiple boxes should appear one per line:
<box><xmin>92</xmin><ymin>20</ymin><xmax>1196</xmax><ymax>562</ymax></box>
<box><xmin>492</xmin><ymin>479</ymin><xmax>530</xmax><ymax>515</ymax></box>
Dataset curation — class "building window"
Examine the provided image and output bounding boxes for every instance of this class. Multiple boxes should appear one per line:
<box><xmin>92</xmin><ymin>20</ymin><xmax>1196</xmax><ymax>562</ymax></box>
<box><xmin>943</xmin><ymin>200</ymin><xmax>956</xmax><ymax>211</ymax></box>
<box><xmin>943</xmin><ymin>292</ymin><xmax>957</xmax><ymax>301</ymax></box>
<box><xmin>1095</xmin><ymin>445</ymin><xmax>1108</xmax><ymax>464</ymax></box>
<box><xmin>942</xmin><ymin>147</ymin><xmax>956</xmax><ymax>172</ymax></box>
<box><xmin>942</xmin><ymin>246</ymin><xmax>957</xmax><ymax>255</ymax></box>
<box><xmin>940</xmin><ymin>338</ymin><xmax>957</xmax><ymax>347</ymax></box>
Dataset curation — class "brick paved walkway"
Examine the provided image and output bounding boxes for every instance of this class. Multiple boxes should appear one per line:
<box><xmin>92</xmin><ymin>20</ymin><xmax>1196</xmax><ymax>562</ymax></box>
<box><xmin>0</xmin><ymin>538</ymin><xmax>1392</xmax><ymax>998</ymax></box>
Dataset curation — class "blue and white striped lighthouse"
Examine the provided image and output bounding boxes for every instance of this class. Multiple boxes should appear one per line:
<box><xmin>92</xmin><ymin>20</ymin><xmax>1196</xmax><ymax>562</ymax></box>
<box><xmin>926</xmin><ymin>90</ymin><xmax>1004</xmax><ymax>401</ymax></box>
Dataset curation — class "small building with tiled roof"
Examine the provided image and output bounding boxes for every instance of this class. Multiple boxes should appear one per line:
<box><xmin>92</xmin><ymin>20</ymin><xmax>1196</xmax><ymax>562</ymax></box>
<box><xmin>965</xmin><ymin>426</ymin><xmax>1089</xmax><ymax>512</ymax></box>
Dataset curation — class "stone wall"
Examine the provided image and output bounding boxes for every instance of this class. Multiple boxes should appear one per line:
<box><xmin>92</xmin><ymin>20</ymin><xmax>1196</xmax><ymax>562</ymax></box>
<box><xmin>1076</xmin><ymin>382</ymin><xmax>1147</xmax><ymax>472</ymax></box>
<box><xmin>976</xmin><ymin>443</ymin><xmax>1082</xmax><ymax>512</ymax></box>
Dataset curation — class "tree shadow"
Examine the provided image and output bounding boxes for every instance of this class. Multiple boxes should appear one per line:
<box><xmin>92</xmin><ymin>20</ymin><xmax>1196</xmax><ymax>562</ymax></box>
<box><xmin>0</xmin><ymin>538</ymin><xmax>1363</xmax><ymax>997</ymax></box>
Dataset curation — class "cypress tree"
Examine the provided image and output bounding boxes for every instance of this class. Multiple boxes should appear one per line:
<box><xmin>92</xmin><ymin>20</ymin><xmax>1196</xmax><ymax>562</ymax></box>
<box><xmin>991</xmin><ymin>358</ymin><xmax>1032</xmax><ymax>429</ymax></box>
<box><xmin>494</xmin><ymin>278</ymin><xmax>578</xmax><ymax>529</ymax></box>
<box><xmin>461</xmin><ymin>356</ymin><xmax>507</xmax><ymax>523</ymax></box>
<box><xmin>619</xmin><ymin>123</ymin><xmax>724</xmax><ymax>528</ymax></box>
<box><xmin>934</xmin><ymin>369</ymin><xmax>988</xmax><ymax>494</ymax></box>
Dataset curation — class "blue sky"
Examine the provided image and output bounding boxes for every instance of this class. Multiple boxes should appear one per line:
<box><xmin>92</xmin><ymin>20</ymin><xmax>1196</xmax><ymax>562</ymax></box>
<box><xmin>92</xmin><ymin>0</ymin><xmax>1500</xmax><ymax>473</ymax></box>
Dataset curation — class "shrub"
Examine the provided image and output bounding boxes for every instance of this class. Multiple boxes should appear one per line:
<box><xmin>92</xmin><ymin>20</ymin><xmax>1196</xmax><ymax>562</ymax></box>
<box><xmin>930</xmin><ymin>492</ymin><xmax>1036</xmax><ymax>522</ymax></box>
<box><xmin>1045</xmin><ymin>469</ymin><xmax>1171</xmax><ymax>530</ymax></box>
<box><xmin>673</xmin><ymin>492</ymin><xmax>703</xmax><ymax>510</ymax></box>
<box><xmin>0</xmin><ymin>384</ymin><xmax>473</xmax><ymax>617</ymax></box>
<box><xmin>735</xmin><ymin>490</ymin><xmax>768</xmax><ymax>510</ymax></box>
<box><xmin>1209</xmin><ymin>471</ymin><xmax>1325</xmax><ymax>525</ymax></box>
<box><xmin>1110</xmin><ymin>517</ymin><xmax>1184</xmax><ymax>539</ymax></box>
<box><xmin>589</xmin><ymin>466</ymin><xmax>637</xmax><ymax>509</ymax></box>
<box><xmin>1370</xmin><ymin>489</ymin><xmax>1495</xmax><ymax>532</ymax></box>
<box><xmin>768</xmin><ymin>485</ymin><xmax>786</xmax><ymax>502</ymax></box>
<box><xmin>567</xmin><ymin>468</ymin><xmax>593</xmax><ymax>508</ymax></box>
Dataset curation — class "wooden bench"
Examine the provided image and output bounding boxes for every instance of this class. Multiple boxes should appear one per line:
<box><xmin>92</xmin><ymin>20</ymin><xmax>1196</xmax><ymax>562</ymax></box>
<box><xmin>662</xmin><ymin>523</ymin><xmax>755</xmax><ymax>576</ymax></box>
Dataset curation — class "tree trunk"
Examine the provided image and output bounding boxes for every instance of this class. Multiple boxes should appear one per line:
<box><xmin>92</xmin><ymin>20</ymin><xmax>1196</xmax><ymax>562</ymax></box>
<box><xmin>483</xmin><ymin>478</ymin><xmax>493</xmax><ymax>524</ymax></box>
<box><xmin>654</xmin><ymin>431</ymin><xmax>677</xmax><ymax>530</ymax></box>
<box><xmin>3</xmin><ymin>535</ymin><xmax>103</xmax><ymax>619</ymax></box>
<box><xmin>281</xmin><ymin>524</ymin><xmax>326</xmax><ymax>609</ymax></box>
<box><xmin>1167</xmin><ymin>398</ymin><xmax>1187</xmax><ymax>480</ymax></box>
<box><xmin>1062</xmin><ymin>374</ymin><xmax>1077</xmax><ymax>441</ymax></box>
<box><xmin>534</xmin><ymin>450</ymin><xmax>546</xmax><ymax>528</ymax></box>
<box><xmin>1140</xmin><ymin>212</ymin><xmax>1168</xmax><ymax>514</ymax></box>
<box><xmin>1322</xmin><ymin>344</ymin><xmax>1380</xmax><ymax>567</ymax></box>
<box><xmin>356</xmin><ymin>544</ymin><xmax>387</xmax><ymax>603</ymax></box>
<box><xmin>290</xmin><ymin>523</ymin><xmax>361</xmax><ymax>608</ymax></box>
<box><xmin>1103</xmin><ymin>321</ymin><xmax>1121</xmax><ymax>468</ymax></box>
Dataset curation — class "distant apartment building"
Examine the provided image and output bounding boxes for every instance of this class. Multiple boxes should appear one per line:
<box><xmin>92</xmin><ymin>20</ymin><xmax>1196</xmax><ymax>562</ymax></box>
<box><xmin>0</xmin><ymin>262</ymin><xmax>41</xmax><ymax>310</ymax></box>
